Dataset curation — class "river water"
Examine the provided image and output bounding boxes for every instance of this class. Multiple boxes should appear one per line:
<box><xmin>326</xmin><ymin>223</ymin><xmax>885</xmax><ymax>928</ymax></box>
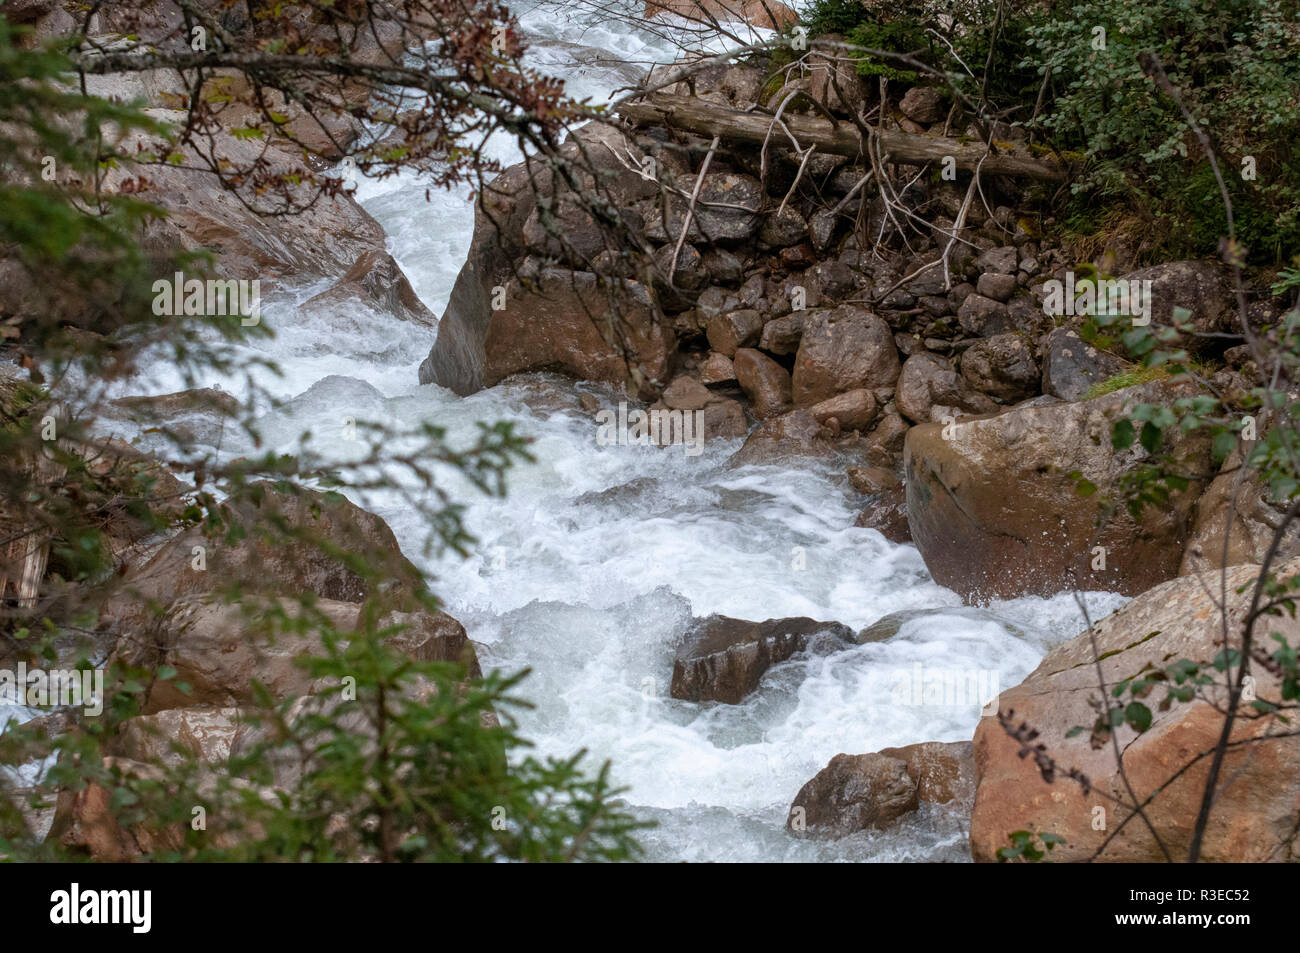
<box><xmin>6</xmin><ymin>2</ymin><xmax>1127</xmax><ymax>860</ymax></box>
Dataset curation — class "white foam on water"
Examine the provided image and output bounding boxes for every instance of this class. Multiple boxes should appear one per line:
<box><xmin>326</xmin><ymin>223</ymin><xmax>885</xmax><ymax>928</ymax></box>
<box><xmin>180</xmin><ymin>367</ymin><xmax>1127</xmax><ymax>862</ymax></box>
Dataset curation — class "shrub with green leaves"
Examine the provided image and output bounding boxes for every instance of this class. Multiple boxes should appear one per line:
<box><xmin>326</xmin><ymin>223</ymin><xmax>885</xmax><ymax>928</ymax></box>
<box><xmin>1025</xmin><ymin>0</ymin><xmax>1300</xmax><ymax>261</ymax></box>
<box><xmin>800</xmin><ymin>0</ymin><xmax>1046</xmax><ymax>113</ymax></box>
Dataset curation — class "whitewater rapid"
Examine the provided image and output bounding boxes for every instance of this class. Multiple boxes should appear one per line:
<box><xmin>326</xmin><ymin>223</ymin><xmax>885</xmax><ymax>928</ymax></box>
<box><xmin>6</xmin><ymin>2</ymin><xmax>1129</xmax><ymax>860</ymax></box>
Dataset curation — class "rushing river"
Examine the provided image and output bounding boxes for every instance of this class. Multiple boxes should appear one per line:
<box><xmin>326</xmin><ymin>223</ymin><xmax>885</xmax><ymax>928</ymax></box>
<box><xmin>7</xmin><ymin>3</ymin><xmax>1128</xmax><ymax>860</ymax></box>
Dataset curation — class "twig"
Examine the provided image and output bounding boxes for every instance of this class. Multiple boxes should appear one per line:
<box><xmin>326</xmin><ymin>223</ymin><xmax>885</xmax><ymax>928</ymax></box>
<box><xmin>668</xmin><ymin>135</ymin><xmax>719</xmax><ymax>288</ymax></box>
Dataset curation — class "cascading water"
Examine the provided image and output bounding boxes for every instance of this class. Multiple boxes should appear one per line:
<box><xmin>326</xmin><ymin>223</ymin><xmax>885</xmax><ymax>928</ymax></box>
<box><xmin>7</xmin><ymin>3</ymin><xmax>1130</xmax><ymax>860</ymax></box>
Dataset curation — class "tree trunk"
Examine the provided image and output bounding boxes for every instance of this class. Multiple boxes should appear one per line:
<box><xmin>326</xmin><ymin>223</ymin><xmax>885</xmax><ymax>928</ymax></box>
<box><xmin>618</xmin><ymin>93</ymin><xmax>1070</xmax><ymax>182</ymax></box>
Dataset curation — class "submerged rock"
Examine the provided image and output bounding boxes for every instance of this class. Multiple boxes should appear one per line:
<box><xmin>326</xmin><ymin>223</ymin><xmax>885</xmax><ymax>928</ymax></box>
<box><xmin>853</xmin><ymin>485</ymin><xmax>911</xmax><ymax>543</ymax></box>
<box><xmin>787</xmin><ymin>753</ymin><xmax>918</xmax><ymax>836</ymax></box>
<box><xmin>303</xmin><ymin>249</ymin><xmax>436</xmax><ymax>325</ymax></box>
<box><xmin>729</xmin><ymin>408</ymin><xmax>835</xmax><ymax>466</ymax></box>
<box><xmin>671</xmin><ymin>615</ymin><xmax>853</xmax><ymax>704</ymax></box>
<box><xmin>787</xmin><ymin>741</ymin><xmax>974</xmax><ymax>838</ymax></box>
<box><xmin>108</xmin><ymin>387</ymin><xmax>240</xmax><ymax>445</ymax></box>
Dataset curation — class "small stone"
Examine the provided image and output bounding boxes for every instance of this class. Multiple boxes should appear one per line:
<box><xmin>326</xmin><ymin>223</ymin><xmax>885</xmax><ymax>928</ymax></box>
<box><xmin>759</xmin><ymin>312</ymin><xmax>805</xmax><ymax>355</ymax></box>
<box><xmin>808</xmin><ymin>389</ymin><xmax>878</xmax><ymax>431</ymax></box>
<box><xmin>975</xmin><ymin>272</ymin><xmax>1017</xmax><ymax>302</ymax></box>
<box><xmin>654</xmin><ymin>243</ymin><xmax>707</xmax><ymax>290</ymax></box>
<box><xmin>699</xmin><ymin>351</ymin><xmax>736</xmax><ymax>385</ymax></box>
<box><xmin>661</xmin><ymin>376</ymin><xmax>713</xmax><ymax>411</ymax></box>
<box><xmin>705</xmin><ymin>309</ymin><xmax>764</xmax><ymax>356</ymax></box>
<box><xmin>700</xmin><ymin>396</ymin><xmax>749</xmax><ymax>439</ymax></box>
<box><xmin>733</xmin><ymin>348</ymin><xmax>792</xmax><ymax>420</ymax></box>
<box><xmin>810</xmin><ymin>208</ymin><xmax>839</xmax><ymax>253</ymax></box>
<box><xmin>759</xmin><ymin>206</ymin><xmax>808</xmax><ymax>248</ymax></box>
<box><xmin>779</xmin><ymin>242</ymin><xmax>817</xmax><ymax>269</ymax></box>
<box><xmin>975</xmin><ymin>246</ymin><xmax>1018</xmax><ymax>275</ymax></box>
<box><xmin>899</xmin><ymin>86</ymin><xmax>946</xmax><ymax>125</ymax></box>
<box><xmin>701</xmin><ymin>248</ymin><xmax>745</xmax><ymax>284</ymax></box>
<box><xmin>956</xmin><ymin>293</ymin><xmax>1011</xmax><ymax>337</ymax></box>
<box><xmin>738</xmin><ymin>272</ymin><xmax>766</xmax><ymax>308</ymax></box>
<box><xmin>696</xmin><ymin>286</ymin><xmax>740</xmax><ymax>321</ymax></box>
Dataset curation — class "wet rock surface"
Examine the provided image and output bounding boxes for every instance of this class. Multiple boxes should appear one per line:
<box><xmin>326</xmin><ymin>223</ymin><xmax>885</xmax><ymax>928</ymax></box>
<box><xmin>671</xmin><ymin>615</ymin><xmax>854</xmax><ymax>704</ymax></box>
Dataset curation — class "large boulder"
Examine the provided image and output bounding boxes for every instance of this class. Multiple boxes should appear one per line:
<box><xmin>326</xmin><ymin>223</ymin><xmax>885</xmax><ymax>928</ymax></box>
<box><xmin>421</xmin><ymin>266</ymin><xmax>673</xmax><ymax>399</ymax></box>
<box><xmin>111</xmin><ymin>482</ymin><xmax>426</xmax><ymax>614</ymax></box>
<box><xmin>420</xmin><ymin>123</ymin><xmax>668</xmax><ymax>397</ymax></box>
<box><xmin>791</xmin><ymin>305</ymin><xmax>899</xmax><ymax>407</ymax></box>
<box><xmin>107</xmin><ymin>387</ymin><xmax>240</xmax><ymax>446</ymax></box>
<box><xmin>47</xmin><ymin>759</ymin><xmax>178</xmax><ymax>861</ymax></box>
<box><xmin>671</xmin><ymin>615</ymin><xmax>853</xmax><ymax>704</ymax></box>
<box><xmin>112</xmin><ymin>706</ymin><xmax>250</xmax><ymax>769</ymax></box>
<box><xmin>971</xmin><ymin>559</ymin><xmax>1300</xmax><ymax>862</ymax></box>
<box><xmin>786</xmin><ymin>753</ymin><xmax>919</xmax><ymax>836</ymax></box>
<box><xmin>905</xmin><ymin>381</ymin><xmax>1216</xmax><ymax>601</ymax></box>
<box><xmin>879</xmin><ymin>740</ymin><xmax>975</xmax><ymax>805</ymax></box>
<box><xmin>110</xmin><ymin>597</ymin><xmax>479</xmax><ymax>714</ymax></box>
<box><xmin>105</xmin><ymin>125</ymin><xmax>387</xmax><ymax>283</ymax></box>
<box><xmin>788</xmin><ymin>740</ymin><xmax>974</xmax><ymax>837</ymax></box>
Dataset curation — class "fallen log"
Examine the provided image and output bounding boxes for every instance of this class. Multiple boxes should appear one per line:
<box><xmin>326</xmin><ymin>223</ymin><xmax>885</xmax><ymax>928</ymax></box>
<box><xmin>617</xmin><ymin>93</ymin><xmax>1071</xmax><ymax>182</ymax></box>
